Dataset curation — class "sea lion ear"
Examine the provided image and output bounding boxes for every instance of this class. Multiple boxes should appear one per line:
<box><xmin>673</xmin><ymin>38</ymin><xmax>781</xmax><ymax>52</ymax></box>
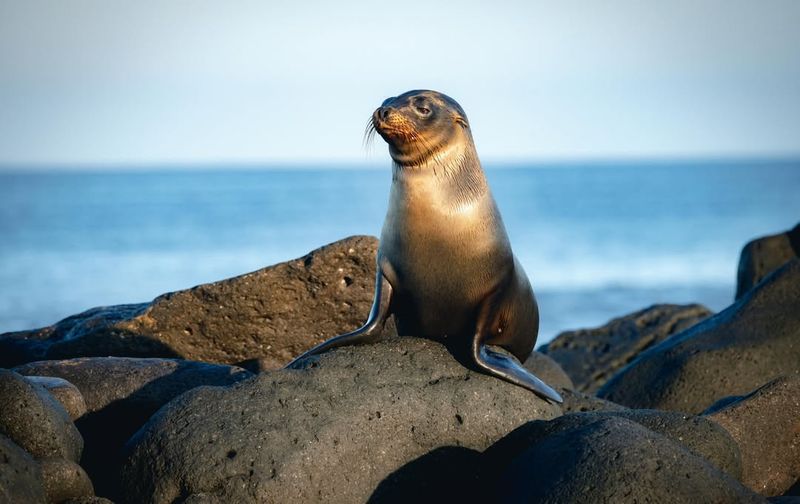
<box><xmin>455</xmin><ymin>115</ymin><xmax>469</xmax><ymax>128</ymax></box>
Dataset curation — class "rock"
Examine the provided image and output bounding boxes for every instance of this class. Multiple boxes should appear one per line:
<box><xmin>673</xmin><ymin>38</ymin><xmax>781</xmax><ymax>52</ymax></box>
<box><xmin>492</xmin><ymin>416</ymin><xmax>763</xmax><ymax>503</ymax></box>
<box><xmin>598</xmin><ymin>259</ymin><xmax>800</xmax><ymax>414</ymax></box>
<box><xmin>25</xmin><ymin>376</ymin><xmax>87</xmax><ymax>421</ymax></box>
<box><xmin>0</xmin><ymin>236</ymin><xmax>392</xmax><ymax>367</ymax></box>
<box><xmin>522</xmin><ymin>351</ymin><xmax>574</xmax><ymax>391</ymax></box>
<box><xmin>704</xmin><ymin>376</ymin><xmax>800</xmax><ymax>496</ymax></box>
<box><xmin>120</xmin><ymin>337</ymin><xmax>561</xmax><ymax>504</ymax></box>
<box><xmin>0</xmin><ymin>434</ymin><xmax>46</xmax><ymax>504</ymax></box>
<box><xmin>540</xmin><ymin>304</ymin><xmax>711</xmax><ymax>394</ymax></box>
<box><xmin>15</xmin><ymin>357</ymin><xmax>254</xmax><ymax>500</ymax></box>
<box><xmin>614</xmin><ymin>409</ymin><xmax>742</xmax><ymax>478</ymax></box>
<box><xmin>736</xmin><ymin>223</ymin><xmax>800</xmax><ymax>300</ymax></box>
<box><xmin>0</xmin><ymin>369</ymin><xmax>82</xmax><ymax>462</ymax></box>
<box><xmin>40</xmin><ymin>457</ymin><xmax>95</xmax><ymax>503</ymax></box>
<box><xmin>558</xmin><ymin>389</ymin><xmax>628</xmax><ymax>414</ymax></box>
<box><xmin>62</xmin><ymin>498</ymin><xmax>115</xmax><ymax>504</ymax></box>
<box><xmin>484</xmin><ymin>410</ymin><xmax>742</xmax><ymax>480</ymax></box>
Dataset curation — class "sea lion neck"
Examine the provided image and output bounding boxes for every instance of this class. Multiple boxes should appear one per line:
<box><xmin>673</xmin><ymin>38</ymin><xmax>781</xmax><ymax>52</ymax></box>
<box><xmin>391</xmin><ymin>141</ymin><xmax>489</xmax><ymax>212</ymax></box>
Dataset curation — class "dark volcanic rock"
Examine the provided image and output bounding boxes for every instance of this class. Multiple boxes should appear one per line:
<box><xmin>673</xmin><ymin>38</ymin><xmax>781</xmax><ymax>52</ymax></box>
<box><xmin>25</xmin><ymin>376</ymin><xmax>87</xmax><ymax>421</ymax></box>
<box><xmin>558</xmin><ymin>389</ymin><xmax>628</xmax><ymax>414</ymax></box>
<box><xmin>0</xmin><ymin>434</ymin><xmax>46</xmax><ymax>504</ymax></box>
<box><xmin>705</xmin><ymin>376</ymin><xmax>800</xmax><ymax>496</ymax></box>
<box><xmin>598</xmin><ymin>260</ymin><xmax>800</xmax><ymax>414</ymax></box>
<box><xmin>522</xmin><ymin>350</ymin><xmax>574</xmax><ymax>391</ymax></box>
<box><xmin>15</xmin><ymin>357</ymin><xmax>253</xmax><ymax>499</ymax></box>
<box><xmin>485</xmin><ymin>410</ymin><xmax>742</xmax><ymax>480</ymax></box>
<box><xmin>120</xmin><ymin>337</ymin><xmax>561</xmax><ymax>504</ymax></box>
<box><xmin>736</xmin><ymin>223</ymin><xmax>800</xmax><ymax>300</ymax></box>
<box><xmin>0</xmin><ymin>369</ymin><xmax>82</xmax><ymax>462</ymax></box>
<box><xmin>493</xmin><ymin>416</ymin><xmax>763</xmax><ymax>504</ymax></box>
<box><xmin>40</xmin><ymin>457</ymin><xmax>95</xmax><ymax>503</ymax></box>
<box><xmin>540</xmin><ymin>304</ymin><xmax>711</xmax><ymax>394</ymax></box>
<box><xmin>0</xmin><ymin>236</ymin><xmax>390</xmax><ymax>367</ymax></box>
<box><xmin>62</xmin><ymin>498</ymin><xmax>115</xmax><ymax>504</ymax></box>
<box><xmin>63</xmin><ymin>498</ymin><xmax>115</xmax><ymax>504</ymax></box>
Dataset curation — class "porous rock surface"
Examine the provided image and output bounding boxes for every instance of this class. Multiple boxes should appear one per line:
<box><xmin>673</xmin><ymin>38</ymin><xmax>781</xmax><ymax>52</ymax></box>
<box><xmin>484</xmin><ymin>409</ymin><xmax>742</xmax><ymax>480</ymax></box>
<box><xmin>598</xmin><ymin>259</ymin><xmax>800</xmax><ymax>413</ymax></box>
<box><xmin>120</xmin><ymin>337</ymin><xmax>561</xmax><ymax>504</ymax></box>
<box><xmin>15</xmin><ymin>357</ymin><xmax>253</xmax><ymax>499</ymax></box>
<box><xmin>0</xmin><ymin>235</ymin><xmax>388</xmax><ymax>367</ymax></box>
<box><xmin>40</xmin><ymin>457</ymin><xmax>95</xmax><ymax>503</ymax></box>
<box><xmin>736</xmin><ymin>222</ymin><xmax>800</xmax><ymax>300</ymax></box>
<box><xmin>0</xmin><ymin>369</ymin><xmax>82</xmax><ymax>463</ymax></box>
<box><xmin>62</xmin><ymin>498</ymin><xmax>115</xmax><ymax>504</ymax></box>
<box><xmin>493</xmin><ymin>416</ymin><xmax>764</xmax><ymax>503</ymax></box>
<box><xmin>0</xmin><ymin>434</ymin><xmax>47</xmax><ymax>504</ymax></box>
<box><xmin>705</xmin><ymin>376</ymin><xmax>800</xmax><ymax>496</ymax></box>
<box><xmin>540</xmin><ymin>303</ymin><xmax>711</xmax><ymax>394</ymax></box>
<box><xmin>558</xmin><ymin>389</ymin><xmax>628</xmax><ymax>414</ymax></box>
<box><xmin>25</xmin><ymin>376</ymin><xmax>87</xmax><ymax>421</ymax></box>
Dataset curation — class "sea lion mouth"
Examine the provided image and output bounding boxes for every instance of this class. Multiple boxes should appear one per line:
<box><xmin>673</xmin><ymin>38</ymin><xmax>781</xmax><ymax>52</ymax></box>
<box><xmin>371</xmin><ymin>109</ymin><xmax>416</xmax><ymax>144</ymax></box>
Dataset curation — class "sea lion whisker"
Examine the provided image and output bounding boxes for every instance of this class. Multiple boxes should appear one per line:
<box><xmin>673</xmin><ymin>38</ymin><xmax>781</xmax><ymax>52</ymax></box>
<box><xmin>363</xmin><ymin>123</ymin><xmax>378</xmax><ymax>152</ymax></box>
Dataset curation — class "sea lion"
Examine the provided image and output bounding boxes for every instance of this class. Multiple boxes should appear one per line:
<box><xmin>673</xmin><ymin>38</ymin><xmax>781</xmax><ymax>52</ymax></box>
<box><xmin>287</xmin><ymin>90</ymin><xmax>562</xmax><ymax>403</ymax></box>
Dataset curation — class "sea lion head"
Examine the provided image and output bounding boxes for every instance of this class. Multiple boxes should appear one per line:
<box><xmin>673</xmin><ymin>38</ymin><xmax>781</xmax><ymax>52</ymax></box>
<box><xmin>370</xmin><ymin>90</ymin><xmax>471</xmax><ymax>167</ymax></box>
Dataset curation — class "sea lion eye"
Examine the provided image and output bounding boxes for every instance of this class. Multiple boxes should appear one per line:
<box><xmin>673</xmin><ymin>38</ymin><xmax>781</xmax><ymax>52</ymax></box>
<box><xmin>415</xmin><ymin>106</ymin><xmax>431</xmax><ymax>116</ymax></box>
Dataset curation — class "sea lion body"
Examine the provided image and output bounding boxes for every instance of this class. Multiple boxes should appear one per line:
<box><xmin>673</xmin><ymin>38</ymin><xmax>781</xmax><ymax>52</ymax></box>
<box><xmin>288</xmin><ymin>90</ymin><xmax>561</xmax><ymax>402</ymax></box>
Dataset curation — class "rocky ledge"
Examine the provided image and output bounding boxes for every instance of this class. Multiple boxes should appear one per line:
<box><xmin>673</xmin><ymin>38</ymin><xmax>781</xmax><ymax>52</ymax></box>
<box><xmin>1</xmin><ymin>224</ymin><xmax>798</xmax><ymax>503</ymax></box>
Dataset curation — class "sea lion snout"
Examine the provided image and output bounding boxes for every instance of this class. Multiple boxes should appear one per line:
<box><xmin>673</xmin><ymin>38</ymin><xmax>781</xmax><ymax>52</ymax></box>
<box><xmin>375</xmin><ymin>106</ymin><xmax>392</xmax><ymax>121</ymax></box>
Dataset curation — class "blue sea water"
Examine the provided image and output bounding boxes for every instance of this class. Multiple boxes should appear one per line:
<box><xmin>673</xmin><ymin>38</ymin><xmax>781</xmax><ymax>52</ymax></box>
<box><xmin>1</xmin><ymin>159</ymin><xmax>798</xmax><ymax>345</ymax></box>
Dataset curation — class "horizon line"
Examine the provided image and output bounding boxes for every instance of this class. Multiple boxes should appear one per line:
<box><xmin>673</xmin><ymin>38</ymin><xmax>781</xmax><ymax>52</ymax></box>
<box><xmin>1</xmin><ymin>153</ymin><xmax>799</xmax><ymax>173</ymax></box>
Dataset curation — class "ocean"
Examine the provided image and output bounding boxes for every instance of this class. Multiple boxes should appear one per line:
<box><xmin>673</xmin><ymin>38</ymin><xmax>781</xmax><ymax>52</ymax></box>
<box><xmin>1</xmin><ymin>159</ymin><xmax>798</xmax><ymax>346</ymax></box>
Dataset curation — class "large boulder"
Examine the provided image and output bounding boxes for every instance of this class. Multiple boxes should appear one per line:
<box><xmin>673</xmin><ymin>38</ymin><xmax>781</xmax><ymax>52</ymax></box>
<box><xmin>736</xmin><ymin>223</ymin><xmax>800</xmax><ymax>300</ymax></box>
<box><xmin>0</xmin><ymin>434</ymin><xmax>47</xmax><ymax>504</ymax></box>
<box><xmin>540</xmin><ymin>304</ymin><xmax>711</xmax><ymax>394</ymax></box>
<box><xmin>120</xmin><ymin>337</ymin><xmax>561</xmax><ymax>504</ymax></box>
<box><xmin>598</xmin><ymin>259</ymin><xmax>800</xmax><ymax>414</ymax></box>
<box><xmin>705</xmin><ymin>376</ymin><xmax>800</xmax><ymax>496</ymax></box>
<box><xmin>40</xmin><ymin>457</ymin><xmax>95</xmax><ymax>504</ymax></box>
<box><xmin>0</xmin><ymin>369</ymin><xmax>82</xmax><ymax>463</ymax></box>
<box><xmin>492</xmin><ymin>416</ymin><xmax>763</xmax><ymax>503</ymax></box>
<box><xmin>484</xmin><ymin>410</ymin><xmax>742</xmax><ymax>481</ymax></box>
<box><xmin>15</xmin><ymin>357</ymin><xmax>254</xmax><ymax>499</ymax></box>
<box><xmin>0</xmin><ymin>236</ymin><xmax>389</xmax><ymax>367</ymax></box>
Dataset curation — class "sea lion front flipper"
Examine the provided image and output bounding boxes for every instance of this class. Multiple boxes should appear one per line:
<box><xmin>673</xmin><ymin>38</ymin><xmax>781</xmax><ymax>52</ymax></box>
<box><xmin>472</xmin><ymin>341</ymin><xmax>563</xmax><ymax>403</ymax></box>
<box><xmin>285</xmin><ymin>269</ymin><xmax>393</xmax><ymax>369</ymax></box>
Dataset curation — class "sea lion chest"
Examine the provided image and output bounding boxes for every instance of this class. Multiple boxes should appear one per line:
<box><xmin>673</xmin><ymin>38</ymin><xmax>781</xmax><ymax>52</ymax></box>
<box><xmin>379</xmin><ymin>170</ymin><xmax>511</xmax><ymax>338</ymax></box>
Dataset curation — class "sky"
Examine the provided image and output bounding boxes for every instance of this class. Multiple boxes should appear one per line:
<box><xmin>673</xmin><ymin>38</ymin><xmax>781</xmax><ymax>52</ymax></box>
<box><xmin>1</xmin><ymin>1</ymin><xmax>799</xmax><ymax>166</ymax></box>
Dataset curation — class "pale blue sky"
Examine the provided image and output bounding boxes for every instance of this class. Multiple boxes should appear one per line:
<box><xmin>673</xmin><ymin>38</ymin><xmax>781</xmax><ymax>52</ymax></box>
<box><xmin>1</xmin><ymin>0</ymin><xmax>799</xmax><ymax>166</ymax></box>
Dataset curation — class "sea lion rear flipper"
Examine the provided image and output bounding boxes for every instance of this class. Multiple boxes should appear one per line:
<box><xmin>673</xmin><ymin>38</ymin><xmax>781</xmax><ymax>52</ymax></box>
<box><xmin>472</xmin><ymin>342</ymin><xmax>563</xmax><ymax>403</ymax></box>
<box><xmin>285</xmin><ymin>270</ymin><xmax>393</xmax><ymax>369</ymax></box>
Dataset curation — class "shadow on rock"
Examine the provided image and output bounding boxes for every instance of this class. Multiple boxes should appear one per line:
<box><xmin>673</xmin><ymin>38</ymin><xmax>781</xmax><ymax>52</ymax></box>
<box><xmin>0</xmin><ymin>324</ymin><xmax>183</xmax><ymax>368</ymax></box>
<box><xmin>368</xmin><ymin>446</ymin><xmax>484</xmax><ymax>504</ymax></box>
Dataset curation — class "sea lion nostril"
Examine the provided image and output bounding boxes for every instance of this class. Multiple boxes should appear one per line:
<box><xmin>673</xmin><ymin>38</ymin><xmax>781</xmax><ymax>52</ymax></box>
<box><xmin>379</xmin><ymin>107</ymin><xmax>391</xmax><ymax>120</ymax></box>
